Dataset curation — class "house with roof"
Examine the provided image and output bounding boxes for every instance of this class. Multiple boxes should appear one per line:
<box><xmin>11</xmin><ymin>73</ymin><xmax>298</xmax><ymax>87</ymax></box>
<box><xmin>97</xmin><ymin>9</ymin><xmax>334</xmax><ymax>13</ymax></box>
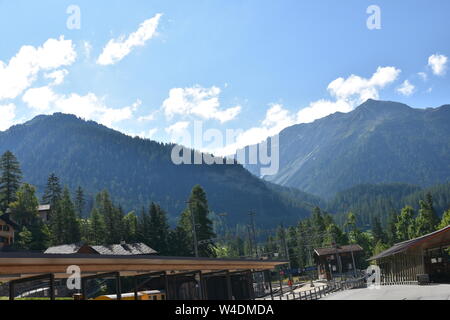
<box><xmin>370</xmin><ymin>225</ymin><xmax>450</xmax><ymax>284</ymax></box>
<box><xmin>314</xmin><ymin>244</ymin><xmax>364</xmax><ymax>281</ymax></box>
<box><xmin>44</xmin><ymin>242</ymin><xmax>158</xmax><ymax>256</ymax></box>
<box><xmin>0</xmin><ymin>212</ymin><xmax>19</xmax><ymax>249</ymax></box>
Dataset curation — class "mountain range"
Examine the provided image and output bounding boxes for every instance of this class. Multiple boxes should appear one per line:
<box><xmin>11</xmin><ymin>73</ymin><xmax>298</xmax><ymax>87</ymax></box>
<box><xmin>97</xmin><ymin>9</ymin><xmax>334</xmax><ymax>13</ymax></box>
<box><xmin>243</xmin><ymin>99</ymin><xmax>450</xmax><ymax>199</ymax></box>
<box><xmin>0</xmin><ymin>113</ymin><xmax>319</xmax><ymax>226</ymax></box>
<box><xmin>1</xmin><ymin>99</ymin><xmax>449</xmax><ymax>227</ymax></box>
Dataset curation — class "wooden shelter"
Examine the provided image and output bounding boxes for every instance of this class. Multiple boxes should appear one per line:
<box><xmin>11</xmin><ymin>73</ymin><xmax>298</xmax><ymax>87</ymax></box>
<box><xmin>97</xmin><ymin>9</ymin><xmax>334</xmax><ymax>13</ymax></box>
<box><xmin>369</xmin><ymin>225</ymin><xmax>450</xmax><ymax>284</ymax></box>
<box><xmin>0</xmin><ymin>252</ymin><xmax>287</xmax><ymax>300</ymax></box>
<box><xmin>314</xmin><ymin>244</ymin><xmax>363</xmax><ymax>281</ymax></box>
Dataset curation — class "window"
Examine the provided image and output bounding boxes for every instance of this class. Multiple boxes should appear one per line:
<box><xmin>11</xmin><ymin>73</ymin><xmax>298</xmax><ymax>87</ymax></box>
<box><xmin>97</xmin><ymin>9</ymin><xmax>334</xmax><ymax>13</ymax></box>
<box><xmin>0</xmin><ymin>237</ymin><xmax>5</xmax><ymax>243</ymax></box>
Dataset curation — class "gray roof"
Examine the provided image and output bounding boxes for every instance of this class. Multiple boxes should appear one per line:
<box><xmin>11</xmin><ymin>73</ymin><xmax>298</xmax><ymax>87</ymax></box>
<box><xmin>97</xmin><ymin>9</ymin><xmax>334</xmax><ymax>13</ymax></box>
<box><xmin>38</xmin><ymin>204</ymin><xmax>51</xmax><ymax>211</ymax></box>
<box><xmin>44</xmin><ymin>243</ymin><xmax>157</xmax><ymax>255</ymax></box>
<box><xmin>314</xmin><ymin>244</ymin><xmax>363</xmax><ymax>257</ymax></box>
<box><xmin>369</xmin><ymin>225</ymin><xmax>450</xmax><ymax>261</ymax></box>
<box><xmin>44</xmin><ymin>243</ymin><xmax>86</xmax><ymax>254</ymax></box>
<box><xmin>91</xmin><ymin>243</ymin><xmax>157</xmax><ymax>255</ymax></box>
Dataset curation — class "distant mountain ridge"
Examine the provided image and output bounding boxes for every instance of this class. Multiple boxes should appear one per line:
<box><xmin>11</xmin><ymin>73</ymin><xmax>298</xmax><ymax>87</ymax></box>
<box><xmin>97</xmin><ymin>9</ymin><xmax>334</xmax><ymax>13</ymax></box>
<box><xmin>242</xmin><ymin>99</ymin><xmax>450</xmax><ymax>199</ymax></box>
<box><xmin>0</xmin><ymin>113</ymin><xmax>319</xmax><ymax>226</ymax></box>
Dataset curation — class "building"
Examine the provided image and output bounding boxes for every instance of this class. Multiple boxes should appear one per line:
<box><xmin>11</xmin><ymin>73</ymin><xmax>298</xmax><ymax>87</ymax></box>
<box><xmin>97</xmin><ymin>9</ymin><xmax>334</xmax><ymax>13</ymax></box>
<box><xmin>44</xmin><ymin>242</ymin><xmax>158</xmax><ymax>255</ymax></box>
<box><xmin>369</xmin><ymin>225</ymin><xmax>450</xmax><ymax>284</ymax></box>
<box><xmin>0</xmin><ymin>213</ymin><xmax>19</xmax><ymax>249</ymax></box>
<box><xmin>38</xmin><ymin>204</ymin><xmax>51</xmax><ymax>223</ymax></box>
<box><xmin>314</xmin><ymin>244</ymin><xmax>364</xmax><ymax>281</ymax></box>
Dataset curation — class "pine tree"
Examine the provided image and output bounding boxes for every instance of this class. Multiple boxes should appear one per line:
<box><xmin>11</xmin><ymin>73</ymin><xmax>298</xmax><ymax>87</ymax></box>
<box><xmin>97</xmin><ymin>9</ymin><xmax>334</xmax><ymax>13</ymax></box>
<box><xmin>415</xmin><ymin>193</ymin><xmax>439</xmax><ymax>236</ymax></box>
<box><xmin>42</xmin><ymin>173</ymin><xmax>62</xmax><ymax>208</ymax></box>
<box><xmin>74</xmin><ymin>186</ymin><xmax>85</xmax><ymax>218</ymax></box>
<box><xmin>0</xmin><ymin>151</ymin><xmax>22</xmax><ymax>212</ymax></box>
<box><xmin>95</xmin><ymin>190</ymin><xmax>123</xmax><ymax>244</ymax></box>
<box><xmin>396</xmin><ymin>206</ymin><xmax>415</xmax><ymax>241</ymax></box>
<box><xmin>371</xmin><ymin>216</ymin><xmax>387</xmax><ymax>244</ymax></box>
<box><xmin>122</xmin><ymin>211</ymin><xmax>138</xmax><ymax>242</ymax></box>
<box><xmin>386</xmin><ymin>210</ymin><xmax>399</xmax><ymax>245</ymax></box>
<box><xmin>148</xmin><ymin>202</ymin><xmax>170</xmax><ymax>255</ymax></box>
<box><xmin>179</xmin><ymin>185</ymin><xmax>216</xmax><ymax>257</ymax></box>
<box><xmin>61</xmin><ymin>187</ymin><xmax>81</xmax><ymax>244</ymax></box>
<box><xmin>90</xmin><ymin>208</ymin><xmax>106</xmax><ymax>245</ymax></box>
<box><xmin>438</xmin><ymin>210</ymin><xmax>450</xmax><ymax>230</ymax></box>
<box><xmin>9</xmin><ymin>183</ymin><xmax>39</xmax><ymax>226</ymax></box>
<box><xmin>167</xmin><ymin>226</ymin><xmax>192</xmax><ymax>257</ymax></box>
<box><xmin>10</xmin><ymin>184</ymin><xmax>50</xmax><ymax>250</ymax></box>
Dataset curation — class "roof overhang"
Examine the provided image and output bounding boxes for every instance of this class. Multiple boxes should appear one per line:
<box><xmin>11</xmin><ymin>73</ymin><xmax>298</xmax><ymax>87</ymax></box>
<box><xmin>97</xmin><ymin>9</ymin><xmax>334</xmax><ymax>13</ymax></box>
<box><xmin>0</xmin><ymin>252</ymin><xmax>288</xmax><ymax>281</ymax></box>
<box><xmin>369</xmin><ymin>225</ymin><xmax>450</xmax><ymax>261</ymax></box>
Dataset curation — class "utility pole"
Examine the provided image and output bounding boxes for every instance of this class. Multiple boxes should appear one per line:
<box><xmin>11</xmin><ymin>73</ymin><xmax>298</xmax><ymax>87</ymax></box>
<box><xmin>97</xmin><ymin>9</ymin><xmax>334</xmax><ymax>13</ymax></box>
<box><xmin>249</xmin><ymin>212</ymin><xmax>258</xmax><ymax>258</ymax></box>
<box><xmin>280</xmin><ymin>224</ymin><xmax>293</xmax><ymax>292</ymax></box>
<box><xmin>187</xmin><ymin>200</ymin><xmax>199</xmax><ymax>258</ymax></box>
<box><xmin>247</xmin><ymin>225</ymin><xmax>254</xmax><ymax>257</ymax></box>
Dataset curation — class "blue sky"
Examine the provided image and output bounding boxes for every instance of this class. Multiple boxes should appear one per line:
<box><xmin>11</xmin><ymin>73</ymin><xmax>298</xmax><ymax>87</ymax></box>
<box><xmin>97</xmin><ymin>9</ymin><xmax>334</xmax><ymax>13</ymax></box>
<box><xmin>0</xmin><ymin>0</ymin><xmax>449</xmax><ymax>154</ymax></box>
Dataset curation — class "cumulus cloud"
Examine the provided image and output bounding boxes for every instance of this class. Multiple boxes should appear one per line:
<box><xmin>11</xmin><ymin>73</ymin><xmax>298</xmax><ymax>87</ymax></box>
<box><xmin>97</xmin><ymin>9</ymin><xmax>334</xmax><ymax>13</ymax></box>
<box><xmin>216</xmin><ymin>66</ymin><xmax>401</xmax><ymax>155</ymax></box>
<box><xmin>0</xmin><ymin>104</ymin><xmax>16</xmax><ymax>131</ymax></box>
<box><xmin>97</xmin><ymin>14</ymin><xmax>162</xmax><ymax>66</ymax></box>
<box><xmin>0</xmin><ymin>36</ymin><xmax>76</xmax><ymax>100</ymax></box>
<box><xmin>162</xmin><ymin>85</ymin><xmax>241</xmax><ymax>123</ymax></box>
<box><xmin>428</xmin><ymin>54</ymin><xmax>448</xmax><ymax>76</ymax></box>
<box><xmin>22</xmin><ymin>85</ymin><xmax>140</xmax><ymax>127</ymax></box>
<box><xmin>44</xmin><ymin>69</ymin><xmax>69</xmax><ymax>86</ymax></box>
<box><xmin>165</xmin><ymin>121</ymin><xmax>190</xmax><ymax>135</ymax></box>
<box><xmin>397</xmin><ymin>80</ymin><xmax>415</xmax><ymax>96</ymax></box>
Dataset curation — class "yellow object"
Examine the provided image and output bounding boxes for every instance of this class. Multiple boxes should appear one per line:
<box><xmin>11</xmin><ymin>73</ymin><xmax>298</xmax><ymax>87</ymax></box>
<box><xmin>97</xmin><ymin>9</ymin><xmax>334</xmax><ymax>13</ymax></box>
<box><xmin>94</xmin><ymin>290</ymin><xmax>165</xmax><ymax>301</ymax></box>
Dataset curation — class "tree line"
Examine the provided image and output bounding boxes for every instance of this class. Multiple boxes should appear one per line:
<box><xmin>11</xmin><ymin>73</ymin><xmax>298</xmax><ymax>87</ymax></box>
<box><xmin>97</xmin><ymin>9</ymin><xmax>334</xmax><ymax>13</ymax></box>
<box><xmin>0</xmin><ymin>150</ymin><xmax>216</xmax><ymax>257</ymax></box>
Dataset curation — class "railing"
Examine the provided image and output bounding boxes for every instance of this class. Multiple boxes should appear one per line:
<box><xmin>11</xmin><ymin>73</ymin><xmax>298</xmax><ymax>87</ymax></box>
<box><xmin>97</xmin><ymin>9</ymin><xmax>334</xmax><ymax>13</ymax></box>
<box><xmin>261</xmin><ymin>277</ymin><xmax>367</xmax><ymax>301</ymax></box>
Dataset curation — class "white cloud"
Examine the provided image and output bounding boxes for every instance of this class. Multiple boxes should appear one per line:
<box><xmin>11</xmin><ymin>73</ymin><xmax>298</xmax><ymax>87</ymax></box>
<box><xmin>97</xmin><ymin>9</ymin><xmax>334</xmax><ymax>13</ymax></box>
<box><xmin>22</xmin><ymin>85</ymin><xmax>140</xmax><ymax>127</ymax></box>
<box><xmin>0</xmin><ymin>104</ymin><xmax>16</xmax><ymax>131</ymax></box>
<box><xmin>215</xmin><ymin>104</ymin><xmax>295</xmax><ymax>156</ymax></box>
<box><xmin>0</xmin><ymin>36</ymin><xmax>76</xmax><ymax>100</ymax></box>
<box><xmin>296</xmin><ymin>99</ymin><xmax>353</xmax><ymax>124</ymax></box>
<box><xmin>428</xmin><ymin>54</ymin><xmax>448</xmax><ymax>76</ymax></box>
<box><xmin>138</xmin><ymin>111</ymin><xmax>157</xmax><ymax>122</ymax></box>
<box><xmin>215</xmin><ymin>66</ymin><xmax>401</xmax><ymax>155</ymax></box>
<box><xmin>397</xmin><ymin>80</ymin><xmax>415</xmax><ymax>96</ymax></box>
<box><xmin>328</xmin><ymin>66</ymin><xmax>401</xmax><ymax>105</ymax></box>
<box><xmin>44</xmin><ymin>69</ymin><xmax>69</xmax><ymax>86</ymax></box>
<box><xmin>165</xmin><ymin>121</ymin><xmax>190</xmax><ymax>137</ymax></box>
<box><xmin>22</xmin><ymin>86</ymin><xmax>58</xmax><ymax>112</ymax></box>
<box><xmin>162</xmin><ymin>85</ymin><xmax>241</xmax><ymax>123</ymax></box>
<box><xmin>418</xmin><ymin>72</ymin><xmax>428</xmax><ymax>81</ymax></box>
<box><xmin>97</xmin><ymin>13</ymin><xmax>162</xmax><ymax>66</ymax></box>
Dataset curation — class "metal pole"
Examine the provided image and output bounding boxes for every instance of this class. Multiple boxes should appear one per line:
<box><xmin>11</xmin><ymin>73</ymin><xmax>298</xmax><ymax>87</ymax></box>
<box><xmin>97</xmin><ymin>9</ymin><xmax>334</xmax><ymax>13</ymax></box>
<box><xmin>280</xmin><ymin>224</ymin><xmax>293</xmax><ymax>292</ymax></box>
<box><xmin>249</xmin><ymin>212</ymin><xmax>258</xmax><ymax>257</ymax></box>
<box><xmin>226</xmin><ymin>271</ymin><xmax>233</xmax><ymax>300</ymax></box>
<box><xmin>49</xmin><ymin>274</ymin><xmax>55</xmax><ymax>300</ymax></box>
<box><xmin>350</xmin><ymin>248</ymin><xmax>357</xmax><ymax>278</ymax></box>
<box><xmin>116</xmin><ymin>273</ymin><xmax>122</xmax><ymax>300</ymax></box>
<box><xmin>267</xmin><ymin>270</ymin><xmax>274</xmax><ymax>300</ymax></box>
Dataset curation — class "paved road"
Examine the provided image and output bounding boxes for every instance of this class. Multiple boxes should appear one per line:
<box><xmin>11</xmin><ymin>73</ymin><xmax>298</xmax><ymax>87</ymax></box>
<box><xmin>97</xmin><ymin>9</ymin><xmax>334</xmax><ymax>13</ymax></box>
<box><xmin>321</xmin><ymin>284</ymin><xmax>450</xmax><ymax>300</ymax></box>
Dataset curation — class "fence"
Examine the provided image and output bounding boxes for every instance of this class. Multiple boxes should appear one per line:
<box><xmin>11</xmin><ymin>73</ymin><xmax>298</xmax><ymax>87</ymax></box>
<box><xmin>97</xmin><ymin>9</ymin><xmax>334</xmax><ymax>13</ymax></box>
<box><xmin>261</xmin><ymin>277</ymin><xmax>367</xmax><ymax>301</ymax></box>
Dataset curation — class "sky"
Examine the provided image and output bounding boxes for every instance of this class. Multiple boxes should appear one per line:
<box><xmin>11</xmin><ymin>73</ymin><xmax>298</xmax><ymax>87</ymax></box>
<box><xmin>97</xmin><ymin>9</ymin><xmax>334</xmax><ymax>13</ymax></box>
<box><xmin>0</xmin><ymin>0</ymin><xmax>449</xmax><ymax>155</ymax></box>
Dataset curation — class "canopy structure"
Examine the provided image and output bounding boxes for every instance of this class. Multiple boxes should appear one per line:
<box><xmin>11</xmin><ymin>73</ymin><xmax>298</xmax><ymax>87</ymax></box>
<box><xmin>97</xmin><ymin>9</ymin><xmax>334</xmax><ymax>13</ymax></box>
<box><xmin>0</xmin><ymin>252</ymin><xmax>287</xmax><ymax>282</ymax></box>
<box><xmin>369</xmin><ymin>226</ymin><xmax>450</xmax><ymax>261</ymax></box>
<box><xmin>369</xmin><ymin>225</ymin><xmax>450</xmax><ymax>284</ymax></box>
